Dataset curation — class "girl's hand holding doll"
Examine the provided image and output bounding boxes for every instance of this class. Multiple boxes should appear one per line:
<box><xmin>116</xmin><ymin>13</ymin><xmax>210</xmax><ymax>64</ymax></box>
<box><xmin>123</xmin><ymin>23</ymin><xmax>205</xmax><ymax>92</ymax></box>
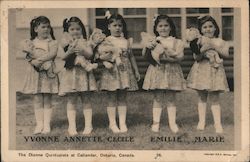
<box><xmin>99</xmin><ymin>52</ymin><xmax>113</xmax><ymax>61</ymax></box>
<box><xmin>103</xmin><ymin>61</ymin><xmax>113</xmax><ymax>69</ymax></box>
<box><xmin>159</xmin><ymin>54</ymin><xmax>176</xmax><ymax>63</ymax></box>
<box><xmin>146</xmin><ymin>39</ymin><xmax>157</xmax><ymax>49</ymax></box>
<box><xmin>199</xmin><ymin>36</ymin><xmax>214</xmax><ymax>53</ymax></box>
<box><xmin>164</xmin><ymin>47</ymin><xmax>178</xmax><ymax>58</ymax></box>
<box><xmin>159</xmin><ymin>40</ymin><xmax>185</xmax><ymax>63</ymax></box>
<box><xmin>31</xmin><ymin>59</ymin><xmax>43</xmax><ymax>68</ymax></box>
<box><xmin>97</xmin><ymin>40</ymin><xmax>125</xmax><ymax>70</ymax></box>
<box><xmin>73</xmin><ymin>39</ymin><xmax>93</xmax><ymax>58</ymax></box>
<box><xmin>200</xmin><ymin>43</ymin><xmax>214</xmax><ymax>54</ymax></box>
<box><xmin>67</xmin><ymin>43</ymin><xmax>77</xmax><ymax>55</ymax></box>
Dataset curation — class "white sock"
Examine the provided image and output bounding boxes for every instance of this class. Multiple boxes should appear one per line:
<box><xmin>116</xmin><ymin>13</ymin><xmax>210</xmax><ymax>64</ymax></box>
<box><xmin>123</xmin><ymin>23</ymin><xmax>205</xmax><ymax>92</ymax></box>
<box><xmin>197</xmin><ymin>102</ymin><xmax>206</xmax><ymax>130</ymax></box>
<box><xmin>33</xmin><ymin>109</ymin><xmax>44</xmax><ymax>134</ymax></box>
<box><xmin>118</xmin><ymin>106</ymin><xmax>128</xmax><ymax>133</ymax></box>
<box><xmin>82</xmin><ymin>109</ymin><xmax>93</xmax><ymax>135</ymax></box>
<box><xmin>42</xmin><ymin>109</ymin><xmax>52</xmax><ymax>134</ymax></box>
<box><xmin>167</xmin><ymin>106</ymin><xmax>179</xmax><ymax>133</ymax></box>
<box><xmin>67</xmin><ymin>110</ymin><xmax>78</xmax><ymax>136</ymax></box>
<box><xmin>107</xmin><ymin>107</ymin><xmax>120</xmax><ymax>133</ymax></box>
<box><xmin>151</xmin><ymin>107</ymin><xmax>162</xmax><ymax>132</ymax></box>
<box><xmin>211</xmin><ymin>104</ymin><xmax>223</xmax><ymax>133</ymax></box>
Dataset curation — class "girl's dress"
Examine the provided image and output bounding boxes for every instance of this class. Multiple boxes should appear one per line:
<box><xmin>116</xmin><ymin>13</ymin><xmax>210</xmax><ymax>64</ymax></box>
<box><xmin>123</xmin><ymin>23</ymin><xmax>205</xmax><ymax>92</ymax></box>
<box><xmin>99</xmin><ymin>36</ymin><xmax>138</xmax><ymax>91</ymax></box>
<box><xmin>22</xmin><ymin>38</ymin><xmax>59</xmax><ymax>94</ymax></box>
<box><xmin>143</xmin><ymin>36</ymin><xmax>186</xmax><ymax>91</ymax></box>
<box><xmin>187</xmin><ymin>38</ymin><xmax>229</xmax><ymax>91</ymax></box>
<box><xmin>58</xmin><ymin>39</ymin><xmax>97</xmax><ymax>96</ymax></box>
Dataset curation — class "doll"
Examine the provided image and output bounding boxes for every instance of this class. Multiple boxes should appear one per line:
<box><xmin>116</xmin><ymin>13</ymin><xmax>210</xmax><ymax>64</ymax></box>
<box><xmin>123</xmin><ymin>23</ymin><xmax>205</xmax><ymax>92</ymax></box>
<box><xmin>21</xmin><ymin>39</ymin><xmax>55</xmax><ymax>78</ymax></box>
<box><xmin>97</xmin><ymin>40</ymin><xmax>122</xmax><ymax>67</ymax></box>
<box><xmin>141</xmin><ymin>32</ymin><xmax>178</xmax><ymax>65</ymax></box>
<box><xmin>90</xmin><ymin>28</ymin><xmax>123</xmax><ymax>68</ymax></box>
<box><xmin>185</xmin><ymin>28</ymin><xmax>223</xmax><ymax>68</ymax></box>
<box><xmin>60</xmin><ymin>32</ymin><xmax>98</xmax><ymax>72</ymax></box>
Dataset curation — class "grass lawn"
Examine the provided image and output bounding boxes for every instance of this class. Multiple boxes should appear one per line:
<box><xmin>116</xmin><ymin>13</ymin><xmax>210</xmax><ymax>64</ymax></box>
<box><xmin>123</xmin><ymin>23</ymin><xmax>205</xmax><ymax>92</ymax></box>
<box><xmin>16</xmin><ymin>89</ymin><xmax>234</xmax><ymax>150</ymax></box>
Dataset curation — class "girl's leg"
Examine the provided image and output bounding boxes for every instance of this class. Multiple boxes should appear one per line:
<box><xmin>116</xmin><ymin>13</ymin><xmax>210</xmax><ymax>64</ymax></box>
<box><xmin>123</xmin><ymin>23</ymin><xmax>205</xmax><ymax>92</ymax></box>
<box><xmin>66</xmin><ymin>93</ymin><xmax>78</xmax><ymax>136</ymax></box>
<box><xmin>197</xmin><ymin>90</ymin><xmax>208</xmax><ymax>130</ymax></box>
<box><xmin>43</xmin><ymin>94</ymin><xmax>53</xmax><ymax>134</ymax></box>
<box><xmin>151</xmin><ymin>91</ymin><xmax>163</xmax><ymax>132</ymax></box>
<box><xmin>117</xmin><ymin>90</ymin><xmax>128</xmax><ymax>133</ymax></box>
<box><xmin>107</xmin><ymin>91</ymin><xmax>120</xmax><ymax>133</ymax></box>
<box><xmin>209</xmin><ymin>92</ymin><xmax>223</xmax><ymax>133</ymax></box>
<box><xmin>165</xmin><ymin>91</ymin><xmax>179</xmax><ymax>133</ymax></box>
<box><xmin>81</xmin><ymin>92</ymin><xmax>93</xmax><ymax>135</ymax></box>
<box><xmin>33</xmin><ymin>94</ymin><xmax>44</xmax><ymax>134</ymax></box>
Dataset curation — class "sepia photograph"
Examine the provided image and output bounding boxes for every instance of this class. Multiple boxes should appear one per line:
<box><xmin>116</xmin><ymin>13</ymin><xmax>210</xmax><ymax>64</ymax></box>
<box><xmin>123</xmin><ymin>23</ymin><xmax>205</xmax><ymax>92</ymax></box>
<box><xmin>1</xmin><ymin>0</ymin><xmax>249</xmax><ymax>162</ymax></box>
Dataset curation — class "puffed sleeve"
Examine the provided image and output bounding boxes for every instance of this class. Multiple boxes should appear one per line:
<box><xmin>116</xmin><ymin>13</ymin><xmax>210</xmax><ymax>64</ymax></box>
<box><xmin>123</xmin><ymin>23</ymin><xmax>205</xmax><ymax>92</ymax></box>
<box><xmin>212</xmin><ymin>38</ymin><xmax>229</xmax><ymax>58</ymax></box>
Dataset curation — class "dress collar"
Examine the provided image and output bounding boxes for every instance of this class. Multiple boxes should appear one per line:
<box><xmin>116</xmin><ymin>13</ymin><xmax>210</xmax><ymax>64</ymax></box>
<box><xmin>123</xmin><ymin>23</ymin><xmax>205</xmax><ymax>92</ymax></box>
<box><xmin>34</xmin><ymin>37</ymin><xmax>52</xmax><ymax>43</ymax></box>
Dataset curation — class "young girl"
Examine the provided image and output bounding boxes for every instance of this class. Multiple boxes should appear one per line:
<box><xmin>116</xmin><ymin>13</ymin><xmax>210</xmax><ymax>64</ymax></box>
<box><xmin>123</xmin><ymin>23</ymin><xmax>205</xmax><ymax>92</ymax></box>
<box><xmin>187</xmin><ymin>16</ymin><xmax>229</xmax><ymax>133</ymax></box>
<box><xmin>142</xmin><ymin>15</ymin><xmax>186</xmax><ymax>133</ymax></box>
<box><xmin>59</xmin><ymin>17</ymin><xmax>97</xmax><ymax>136</ymax></box>
<box><xmin>22</xmin><ymin>16</ymin><xmax>59</xmax><ymax>134</ymax></box>
<box><xmin>96</xmin><ymin>12</ymin><xmax>140</xmax><ymax>133</ymax></box>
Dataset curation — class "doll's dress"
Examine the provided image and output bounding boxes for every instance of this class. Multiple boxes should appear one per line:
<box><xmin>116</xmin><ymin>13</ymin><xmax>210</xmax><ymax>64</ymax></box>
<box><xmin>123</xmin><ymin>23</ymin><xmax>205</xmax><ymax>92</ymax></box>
<box><xmin>22</xmin><ymin>38</ymin><xmax>59</xmax><ymax>94</ymax></box>
<box><xmin>143</xmin><ymin>36</ymin><xmax>186</xmax><ymax>91</ymax></box>
<box><xmin>98</xmin><ymin>36</ymin><xmax>138</xmax><ymax>91</ymax></box>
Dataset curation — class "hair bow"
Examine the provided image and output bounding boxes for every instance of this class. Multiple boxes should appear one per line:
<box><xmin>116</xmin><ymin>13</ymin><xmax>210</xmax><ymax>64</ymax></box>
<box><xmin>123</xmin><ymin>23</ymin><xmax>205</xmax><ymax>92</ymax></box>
<box><xmin>105</xmin><ymin>10</ymin><xmax>112</xmax><ymax>19</ymax></box>
<box><xmin>197</xmin><ymin>15</ymin><xmax>207</xmax><ymax>20</ymax></box>
<box><xmin>153</xmin><ymin>14</ymin><xmax>159</xmax><ymax>22</ymax></box>
<box><xmin>31</xmin><ymin>16</ymin><xmax>38</xmax><ymax>24</ymax></box>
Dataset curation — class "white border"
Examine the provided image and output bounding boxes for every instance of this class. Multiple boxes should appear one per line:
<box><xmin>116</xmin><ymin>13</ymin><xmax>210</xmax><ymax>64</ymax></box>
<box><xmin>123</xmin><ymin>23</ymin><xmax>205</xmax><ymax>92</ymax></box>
<box><xmin>1</xmin><ymin>0</ymin><xmax>249</xmax><ymax>162</ymax></box>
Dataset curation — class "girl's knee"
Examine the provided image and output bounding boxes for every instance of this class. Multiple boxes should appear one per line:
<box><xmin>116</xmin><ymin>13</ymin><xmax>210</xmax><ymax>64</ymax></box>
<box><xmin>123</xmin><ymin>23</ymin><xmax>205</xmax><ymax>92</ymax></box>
<box><xmin>82</xmin><ymin>100</ymin><xmax>92</xmax><ymax>109</ymax></box>
<box><xmin>166</xmin><ymin>101</ymin><xmax>175</xmax><ymax>107</ymax></box>
<box><xmin>83</xmin><ymin>103</ymin><xmax>92</xmax><ymax>109</ymax></box>
<box><xmin>165</xmin><ymin>91</ymin><xmax>176</xmax><ymax>104</ymax></box>
<box><xmin>43</xmin><ymin>94</ymin><xmax>52</xmax><ymax>100</ymax></box>
<box><xmin>107</xmin><ymin>92</ymin><xmax>116</xmax><ymax>106</ymax></box>
<box><xmin>34</xmin><ymin>94</ymin><xmax>43</xmax><ymax>102</ymax></box>
<box><xmin>67</xmin><ymin>94</ymin><xmax>78</xmax><ymax>105</ymax></box>
<box><xmin>117</xmin><ymin>101</ymin><xmax>126</xmax><ymax>106</ymax></box>
<box><xmin>81</xmin><ymin>92</ymin><xmax>92</xmax><ymax>105</ymax></box>
<box><xmin>117</xmin><ymin>90</ymin><xmax>127</xmax><ymax>106</ymax></box>
<box><xmin>33</xmin><ymin>94</ymin><xmax>43</xmax><ymax>109</ymax></box>
<box><xmin>209</xmin><ymin>92</ymin><xmax>220</xmax><ymax>105</ymax></box>
<box><xmin>43</xmin><ymin>94</ymin><xmax>52</xmax><ymax>106</ymax></box>
<box><xmin>117</xmin><ymin>90</ymin><xmax>127</xmax><ymax>100</ymax></box>
<box><xmin>154</xmin><ymin>91</ymin><xmax>163</xmax><ymax>102</ymax></box>
<box><xmin>153</xmin><ymin>98</ymin><xmax>162</xmax><ymax>108</ymax></box>
<box><xmin>198</xmin><ymin>91</ymin><xmax>208</xmax><ymax>102</ymax></box>
<box><xmin>107</xmin><ymin>100</ymin><xmax>116</xmax><ymax>107</ymax></box>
